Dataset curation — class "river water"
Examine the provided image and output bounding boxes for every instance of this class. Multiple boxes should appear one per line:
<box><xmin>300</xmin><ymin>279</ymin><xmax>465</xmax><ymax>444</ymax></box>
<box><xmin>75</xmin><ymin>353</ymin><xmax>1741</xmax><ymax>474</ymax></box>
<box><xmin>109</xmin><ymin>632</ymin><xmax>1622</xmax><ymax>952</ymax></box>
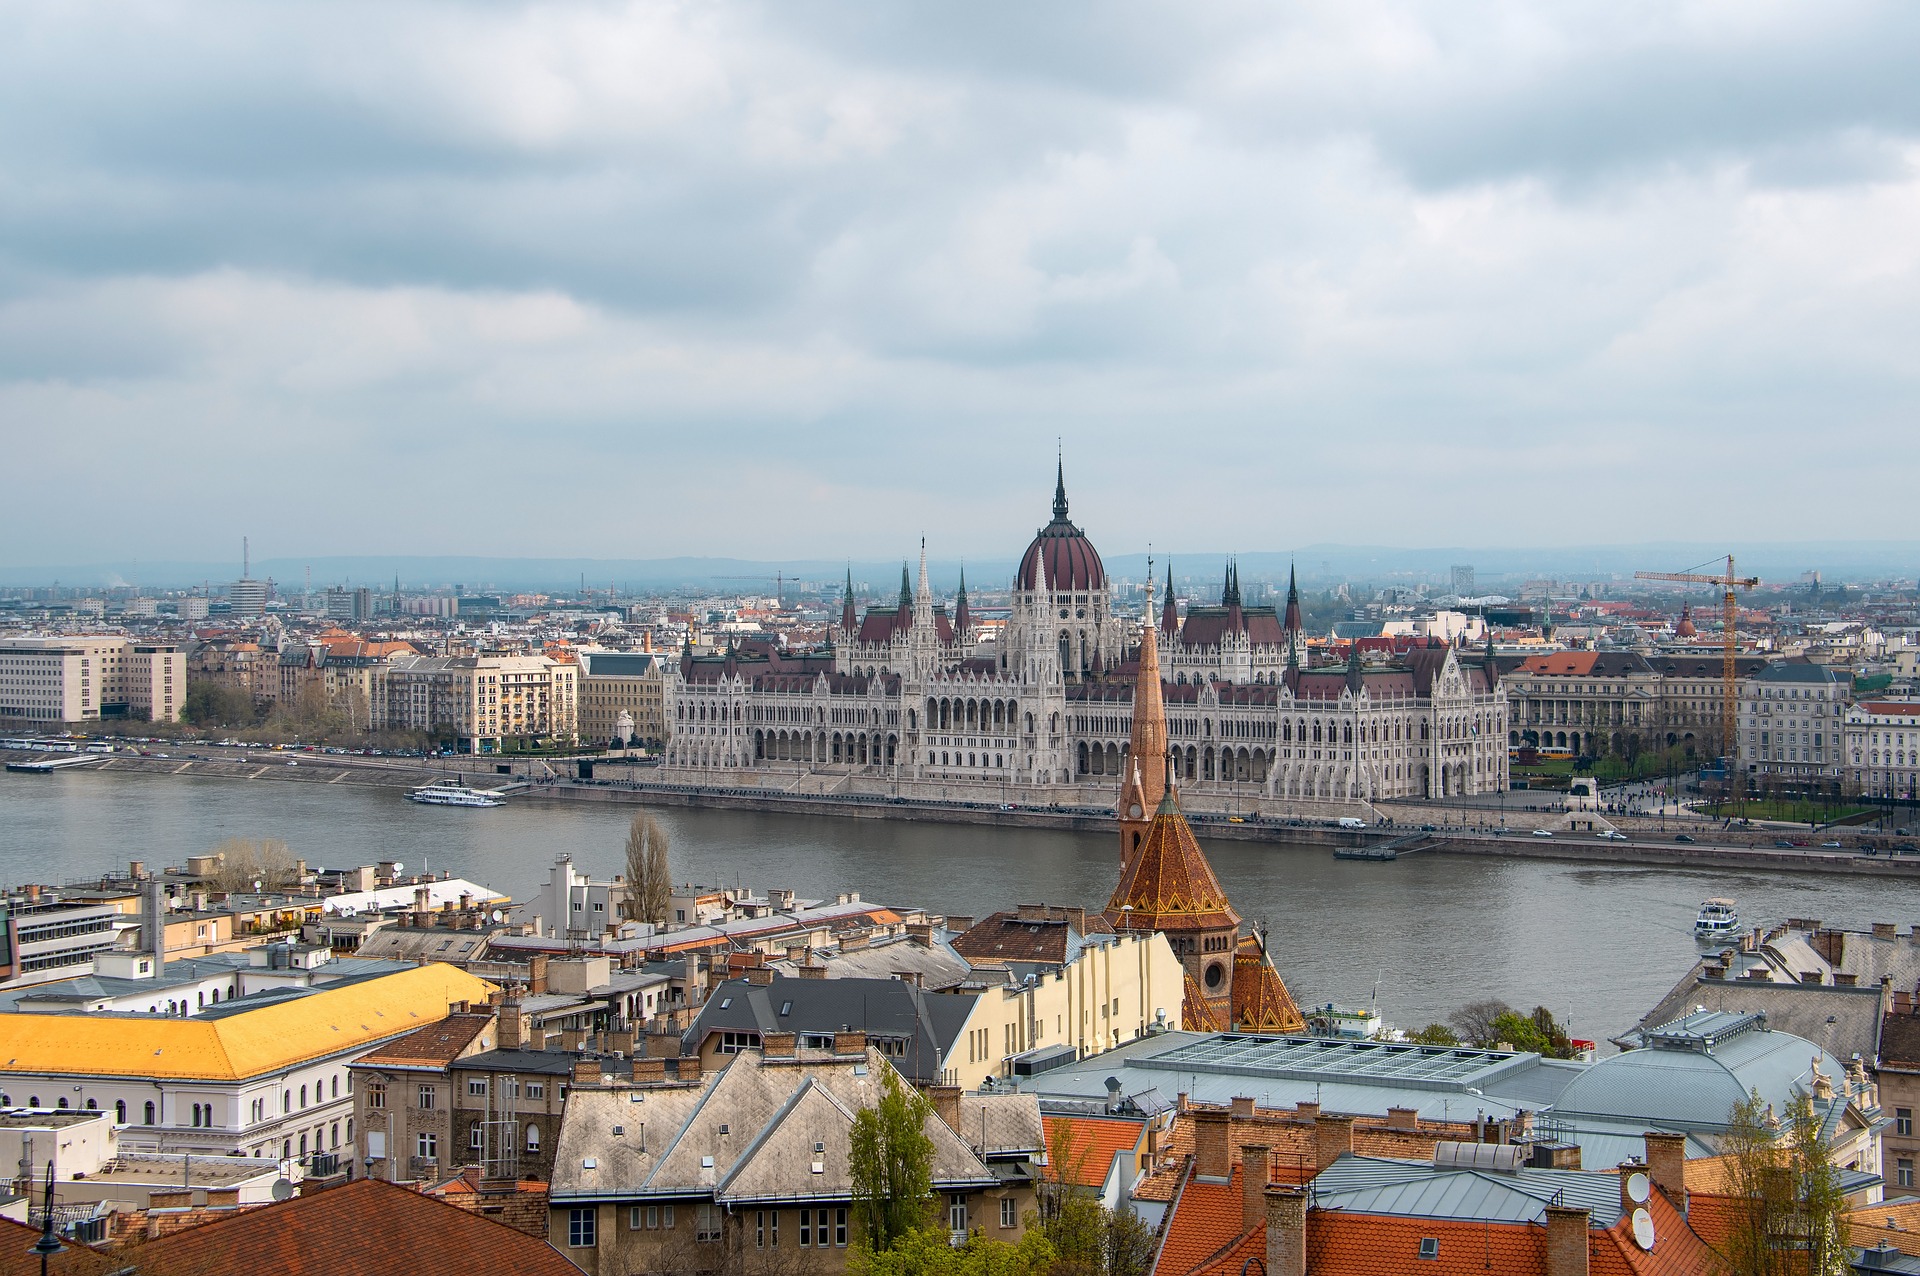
<box><xmin>6</xmin><ymin>769</ymin><xmax>1917</xmax><ymax>1047</ymax></box>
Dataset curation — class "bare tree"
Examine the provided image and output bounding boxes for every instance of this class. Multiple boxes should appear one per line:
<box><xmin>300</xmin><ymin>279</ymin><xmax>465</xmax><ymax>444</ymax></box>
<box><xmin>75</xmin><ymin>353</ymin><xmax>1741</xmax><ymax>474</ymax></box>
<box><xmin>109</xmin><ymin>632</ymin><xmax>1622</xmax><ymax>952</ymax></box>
<box><xmin>208</xmin><ymin>837</ymin><xmax>301</xmax><ymax>893</ymax></box>
<box><xmin>623</xmin><ymin>813</ymin><xmax>672</xmax><ymax>926</ymax></box>
<box><xmin>1447</xmin><ymin>998</ymin><xmax>1516</xmax><ymax>1048</ymax></box>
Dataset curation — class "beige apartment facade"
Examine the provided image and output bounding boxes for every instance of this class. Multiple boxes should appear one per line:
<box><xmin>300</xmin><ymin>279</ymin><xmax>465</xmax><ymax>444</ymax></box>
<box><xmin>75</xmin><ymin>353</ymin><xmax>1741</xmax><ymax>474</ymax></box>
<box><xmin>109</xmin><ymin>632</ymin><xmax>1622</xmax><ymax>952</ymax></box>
<box><xmin>378</xmin><ymin>653</ymin><xmax>577</xmax><ymax>752</ymax></box>
<box><xmin>577</xmin><ymin>650</ymin><xmax>667</xmax><ymax>749</ymax></box>
<box><xmin>0</xmin><ymin>636</ymin><xmax>185</xmax><ymax>725</ymax></box>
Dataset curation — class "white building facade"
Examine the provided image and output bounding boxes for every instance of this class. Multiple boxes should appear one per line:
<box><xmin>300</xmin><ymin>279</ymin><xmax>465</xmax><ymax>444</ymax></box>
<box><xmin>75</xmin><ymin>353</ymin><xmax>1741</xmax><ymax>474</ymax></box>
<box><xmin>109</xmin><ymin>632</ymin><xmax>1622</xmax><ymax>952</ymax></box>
<box><xmin>1846</xmin><ymin>700</ymin><xmax>1920</xmax><ymax>800</ymax></box>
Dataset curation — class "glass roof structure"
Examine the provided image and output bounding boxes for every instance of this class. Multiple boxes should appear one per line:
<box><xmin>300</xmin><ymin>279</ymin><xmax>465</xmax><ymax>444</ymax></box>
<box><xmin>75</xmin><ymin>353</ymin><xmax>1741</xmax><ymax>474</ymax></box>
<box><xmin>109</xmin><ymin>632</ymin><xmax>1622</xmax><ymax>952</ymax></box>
<box><xmin>1135</xmin><ymin>1033</ymin><xmax>1541</xmax><ymax>1093</ymax></box>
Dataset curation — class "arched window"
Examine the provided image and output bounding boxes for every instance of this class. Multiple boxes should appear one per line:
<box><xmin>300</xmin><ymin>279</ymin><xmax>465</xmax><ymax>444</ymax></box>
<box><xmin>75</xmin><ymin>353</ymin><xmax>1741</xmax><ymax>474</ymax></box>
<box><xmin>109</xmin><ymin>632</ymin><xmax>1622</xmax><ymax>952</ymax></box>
<box><xmin>57</xmin><ymin>1097</ymin><xmax>68</xmax><ymax>1109</ymax></box>
<box><xmin>526</xmin><ymin>1124</ymin><xmax>541</xmax><ymax>1153</ymax></box>
<box><xmin>116</xmin><ymin>1100</ymin><xmax>126</xmax><ymax>1123</ymax></box>
<box><xmin>144</xmin><ymin>1101</ymin><xmax>156</xmax><ymax>1125</ymax></box>
<box><xmin>299</xmin><ymin>1085</ymin><xmax>308</xmax><ymax>1109</ymax></box>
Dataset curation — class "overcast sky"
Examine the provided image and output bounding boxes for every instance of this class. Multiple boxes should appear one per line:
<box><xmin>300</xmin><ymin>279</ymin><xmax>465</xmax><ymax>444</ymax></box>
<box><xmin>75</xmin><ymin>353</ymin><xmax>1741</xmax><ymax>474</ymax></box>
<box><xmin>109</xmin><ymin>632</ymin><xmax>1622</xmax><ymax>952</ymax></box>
<box><xmin>3</xmin><ymin>1</ymin><xmax>1917</xmax><ymax>571</ymax></box>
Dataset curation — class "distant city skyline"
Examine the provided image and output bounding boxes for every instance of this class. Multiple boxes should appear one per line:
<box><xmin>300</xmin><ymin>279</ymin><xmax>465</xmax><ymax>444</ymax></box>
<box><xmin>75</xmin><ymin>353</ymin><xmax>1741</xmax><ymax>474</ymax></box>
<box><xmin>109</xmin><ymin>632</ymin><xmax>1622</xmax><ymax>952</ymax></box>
<box><xmin>4</xmin><ymin>4</ymin><xmax>1918</xmax><ymax>566</ymax></box>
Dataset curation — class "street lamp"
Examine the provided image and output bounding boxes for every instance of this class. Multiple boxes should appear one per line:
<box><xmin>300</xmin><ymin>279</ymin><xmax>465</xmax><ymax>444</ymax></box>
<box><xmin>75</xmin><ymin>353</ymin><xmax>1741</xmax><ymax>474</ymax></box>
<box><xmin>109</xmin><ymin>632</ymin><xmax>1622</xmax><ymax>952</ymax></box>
<box><xmin>29</xmin><ymin>1163</ymin><xmax>62</xmax><ymax>1276</ymax></box>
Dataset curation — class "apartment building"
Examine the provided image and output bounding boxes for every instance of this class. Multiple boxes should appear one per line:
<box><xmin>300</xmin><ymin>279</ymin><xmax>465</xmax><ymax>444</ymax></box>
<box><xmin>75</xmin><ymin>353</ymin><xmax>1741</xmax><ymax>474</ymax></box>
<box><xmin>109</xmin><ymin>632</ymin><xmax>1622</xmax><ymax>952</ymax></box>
<box><xmin>0</xmin><ymin>636</ymin><xmax>185</xmax><ymax>724</ymax></box>
<box><xmin>378</xmin><ymin>653</ymin><xmax>577</xmax><ymax>752</ymax></box>
<box><xmin>577</xmin><ymin>650</ymin><xmax>668</xmax><ymax>748</ymax></box>
<box><xmin>1846</xmin><ymin>699</ymin><xmax>1920</xmax><ymax>800</ymax></box>
<box><xmin>1738</xmin><ymin>661</ymin><xmax>1850</xmax><ymax>792</ymax></box>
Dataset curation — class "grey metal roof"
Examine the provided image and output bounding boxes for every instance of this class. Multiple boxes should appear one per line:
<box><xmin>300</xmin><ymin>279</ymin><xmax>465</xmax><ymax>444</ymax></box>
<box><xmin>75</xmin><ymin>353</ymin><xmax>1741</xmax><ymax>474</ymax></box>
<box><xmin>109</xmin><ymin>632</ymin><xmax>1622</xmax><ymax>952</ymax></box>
<box><xmin>1556</xmin><ymin>1010</ymin><xmax>1837</xmax><ymax>1131</ymax></box>
<box><xmin>1313</xmin><ymin>1154</ymin><xmax>1628</xmax><ymax>1226</ymax></box>
<box><xmin>686</xmin><ymin>975</ymin><xmax>977</xmax><ymax>1083</ymax></box>
<box><xmin>580</xmin><ymin>652</ymin><xmax>664</xmax><ymax>677</ymax></box>
<box><xmin>1136</xmin><ymin>1033</ymin><xmax>1542</xmax><ymax>1093</ymax></box>
<box><xmin>1753</xmin><ymin>662</ymin><xmax>1846</xmax><ymax>684</ymax></box>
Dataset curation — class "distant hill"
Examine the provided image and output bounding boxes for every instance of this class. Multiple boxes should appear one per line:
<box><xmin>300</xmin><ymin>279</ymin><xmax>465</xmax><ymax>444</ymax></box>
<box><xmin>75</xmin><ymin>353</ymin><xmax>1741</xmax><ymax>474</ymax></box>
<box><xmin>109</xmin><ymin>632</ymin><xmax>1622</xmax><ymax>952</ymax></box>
<box><xmin>4</xmin><ymin>541</ymin><xmax>1915</xmax><ymax>593</ymax></box>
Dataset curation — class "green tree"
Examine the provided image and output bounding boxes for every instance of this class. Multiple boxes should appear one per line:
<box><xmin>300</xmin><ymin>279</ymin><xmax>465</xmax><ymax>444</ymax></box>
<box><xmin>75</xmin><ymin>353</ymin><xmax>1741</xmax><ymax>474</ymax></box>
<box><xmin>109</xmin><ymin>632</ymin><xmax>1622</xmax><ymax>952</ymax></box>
<box><xmin>1721</xmin><ymin>1088</ymin><xmax>1850</xmax><ymax>1276</ymax></box>
<box><xmin>1481</xmin><ymin>1006</ymin><xmax>1577</xmax><ymax>1059</ymax></box>
<box><xmin>1408</xmin><ymin>1023</ymin><xmax>1460</xmax><ymax>1046</ymax></box>
<box><xmin>854</xmin><ymin>1226</ymin><xmax>1057</xmax><ymax>1276</ymax></box>
<box><xmin>850</xmin><ymin>1069</ymin><xmax>937</xmax><ymax>1253</ymax></box>
<box><xmin>621</xmin><ymin>812</ymin><xmax>672</xmax><ymax>926</ymax></box>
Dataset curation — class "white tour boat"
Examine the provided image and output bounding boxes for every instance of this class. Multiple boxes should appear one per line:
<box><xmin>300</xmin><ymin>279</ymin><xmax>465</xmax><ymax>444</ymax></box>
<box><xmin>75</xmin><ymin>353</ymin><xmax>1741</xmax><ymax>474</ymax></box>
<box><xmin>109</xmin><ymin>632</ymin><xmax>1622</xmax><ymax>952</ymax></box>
<box><xmin>1694</xmin><ymin>898</ymin><xmax>1740</xmax><ymax>942</ymax></box>
<box><xmin>406</xmin><ymin>779</ymin><xmax>505</xmax><ymax>808</ymax></box>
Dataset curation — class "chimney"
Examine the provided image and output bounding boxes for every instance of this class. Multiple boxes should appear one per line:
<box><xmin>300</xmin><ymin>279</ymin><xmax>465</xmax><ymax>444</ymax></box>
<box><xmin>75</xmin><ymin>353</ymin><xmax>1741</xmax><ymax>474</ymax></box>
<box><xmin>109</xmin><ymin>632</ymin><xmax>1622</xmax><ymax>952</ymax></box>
<box><xmin>1264</xmin><ymin>1186</ymin><xmax>1307</xmax><ymax>1276</ymax></box>
<box><xmin>1386</xmin><ymin>1107</ymin><xmax>1420</xmax><ymax>1132</ymax></box>
<box><xmin>1544</xmin><ymin>1204</ymin><xmax>1591</xmax><ymax>1276</ymax></box>
<box><xmin>1294</xmin><ymin>1101</ymin><xmax>1319</xmax><ymax>1121</ymax></box>
<box><xmin>529</xmin><ymin>954</ymin><xmax>549</xmax><ymax>996</ymax></box>
<box><xmin>763</xmin><ymin>1031</ymin><xmax>797</xmax><ymax>1058</ymax></box>
<box><xmin>1643</xmin><ymin>1132</ymin><xmax>1688</xmax><ymax>1214</ymax></box>
<box><xmin>927</xmin><ymin>1085</ymin><xmax>962</xmax><ymax>1134</ymax></box>
<box><xmin>1240</xmin><ymin>1144</ymin><xmax>1270</xmax><ymax>1231</ymax></box>
<box><xmin>414</xmin><ymin>885</ymin><xmax>431</xmax><ymax>914</ymax></box>
<box><xmin>1313</xmin><ymin>1114</ymin><xmax>1354</xmax><ymax>1176</ymax></box>
<box><xmin>1874</xmin><ymin>922</ymin><xmax>1897</xmax><ymax>940</ymax></box>
<box><xmin>946</xmin><ymin>916</ymin><xmax>973</xmax><ymax>933</ymax></box>
<box><xmin>631</xmin><ymin>1058</ymin><xmax>666</xmax><ymax>1084</ymax></box>
<box><xmin>676</xmin><ymin>1054</ymin><xmax>702</xmax><ymax>1084</ymax></box>
<box><xmin>147</xmin><ymin>876</ymin><xmax>168</xmax><ymax>976</ymax></box>
<box><xmin>498</xmin><ymin>1001</ymin><xmax>527</xmax><ymax>1050</ymax></box>
<box><xmin>148</xmin><ymin>1189</ymin><xmax>193</xmax><ymax>1210</ymax></box>
<box><xmin>834</xmin><ymin>1031</ymin><xmax>868</xmax><ymax>1056</ymax></box>
<box><xmin>799</xmin><ymin>963</ymin><xmax>827</xmax><ymax>980</ymax></box>
<box><xmin>785</xmin><ymin>945</ymin><xmax>807</xmax><ymax>964</ymax></box>
<box><xmin>571</xmin><ymin>1059</ymin><xmax>602</xmax><ymax>1087</ymax></box>
<box><xmin>1016</xmin><ymin>903</ymin><xmax>1046</xmax><ymax>921</ymax></box>
<box><xmin>1230</xmin><ymin>1096</ymin><xmax>1255</xmax><ymax>1117</ymax></box>
<box><xmin>1897</xmin><ymin>991</ymin><xmax>1914</xmax><ymax>1016</ymax></box>
<box><xmin>745</xmin><ymin>967</ymin><xmax>774</xmax><ymax>987</ymax></box>
<box><xmin>205</xmin><ymin>1188</ymin><xmax>241</xmax><ymax>1208</ymax></box>
<box><xmin>907</xmin><ymin>923</ymin><xmax>934</xmax><ymax>948</ymax></box>
<box><xmin>1193</xmin><ymin>1107</ymin><xmax>1232</xmax><ymax>1180</ymax></box>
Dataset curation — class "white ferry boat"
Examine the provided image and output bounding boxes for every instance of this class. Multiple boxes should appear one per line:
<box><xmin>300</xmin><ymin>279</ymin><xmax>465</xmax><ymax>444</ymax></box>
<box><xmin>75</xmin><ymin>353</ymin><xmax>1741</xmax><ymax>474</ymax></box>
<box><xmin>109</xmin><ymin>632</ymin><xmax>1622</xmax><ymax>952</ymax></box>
<box><xmin>1307</xmin><ymin>1002</ymin><xmax>1397</xmax><ymax>1041</ymax></box>
<box><xmin>1694</xmin><ymin>898</ymin><xmax>1740</xmax><ymax>942</ymax></box>
<box><xmin>406</xmin><ymin>780</ymin><xmax>505</xmax><ymax>808</ymax></box>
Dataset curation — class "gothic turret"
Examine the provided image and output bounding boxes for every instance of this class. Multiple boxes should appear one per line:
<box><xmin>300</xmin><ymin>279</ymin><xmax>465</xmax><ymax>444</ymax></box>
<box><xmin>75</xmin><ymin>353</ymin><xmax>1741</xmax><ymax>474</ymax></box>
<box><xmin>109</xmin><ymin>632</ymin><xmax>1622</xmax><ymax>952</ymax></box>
<box><xmin>840</xmin><ymin>566</ymin><xmax>857</xmax><ymax>635</ymax></box>
<box><xmin>1160</xmin><ymin>561</ymin><xmax>1179</xmax><ymax>637</ymax></box>
<box><xmin>953</xmin><ymin>566</ymin><xmax>972</xmax><ymax>639</ymax></box>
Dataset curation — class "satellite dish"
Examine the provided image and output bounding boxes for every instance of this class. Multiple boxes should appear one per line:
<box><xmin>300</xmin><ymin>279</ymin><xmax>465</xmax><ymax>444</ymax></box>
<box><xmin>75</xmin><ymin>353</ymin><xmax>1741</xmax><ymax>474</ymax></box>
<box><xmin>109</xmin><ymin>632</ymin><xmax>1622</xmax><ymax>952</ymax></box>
<box><xmin>1626</xmin><ymin>1171</ymin><xmax>1650</xmax><ymax>1204</ymax></box>
<box><xmin>271</xmin><ymin>1178</ymin><xmax>295</xmax><ymax>1201</ymax></box>
<box><xmin>1630</xmin><ymin>1207</ymin><xmax>1655</xmax><ymax>1251</ymax></box>
<box><xmin>492</xmin><ymin>909</ymin><xmax>505</xmax><ymax>923</ymax></box>
<box><xmin>392</xmin><ymin>862</ymin><xmax>404</xmax><ymax>873</ymax></box>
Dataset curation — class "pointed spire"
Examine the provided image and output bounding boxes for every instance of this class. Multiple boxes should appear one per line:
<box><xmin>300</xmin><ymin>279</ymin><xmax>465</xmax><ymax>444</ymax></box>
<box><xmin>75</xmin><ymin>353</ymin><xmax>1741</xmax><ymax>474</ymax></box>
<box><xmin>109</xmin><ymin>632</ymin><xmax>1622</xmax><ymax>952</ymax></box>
<box><xmin>1346</xmin><ymin>634</ymin><xmax>1364</xmax><ymax>693</ymax></box>
<box><xmin>841</xmin><ymin>565</ymin><xmax>857</xmax><ymax>632</ymax></box>
<box><xmin>1282</xmin><ymin>561</ymin><xmax>1302</xmax><ymax>633</ymax></box>
<box><xmin>955</xmin><ymin>564</ymin><xmax>971</xmax><ymax>635</ymax></box>
<box><xmin>1052</xmin><ymin>451</ymin><xmax>1069</xmax><ymax>522</ymax></box>
<box><xmin>916</xmin><ymin>537</ymin><xmax>931</xmax><ymax>606</ymax></box>
<box><xmin>1119</xmin><ymin>561</ymin><xmax>1169</xmax><ymax>845</ymax></box>
<box><xmin>1161</xmin><ymin>560</ymin><xmax>1179</xmax><ymax>637</ymax></box>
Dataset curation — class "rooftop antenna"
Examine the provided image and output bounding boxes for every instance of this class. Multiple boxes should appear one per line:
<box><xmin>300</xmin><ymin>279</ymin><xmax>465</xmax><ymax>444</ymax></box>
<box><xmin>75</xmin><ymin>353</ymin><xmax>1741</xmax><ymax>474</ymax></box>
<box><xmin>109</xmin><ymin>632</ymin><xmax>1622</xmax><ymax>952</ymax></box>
<box><xmin>243</xmin><ymin>536</ymin><xmax>250</xmax><ymax>579</ymax></box>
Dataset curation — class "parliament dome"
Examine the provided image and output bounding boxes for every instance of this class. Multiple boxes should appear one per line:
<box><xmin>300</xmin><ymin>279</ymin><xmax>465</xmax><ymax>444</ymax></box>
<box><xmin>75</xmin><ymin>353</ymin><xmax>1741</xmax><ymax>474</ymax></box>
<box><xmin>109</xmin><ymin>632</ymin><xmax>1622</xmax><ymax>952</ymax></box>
<box><xmin>1016</xmin><ymin>463</ymin><xmax>1106</xmax><ymax>593</ymax></box>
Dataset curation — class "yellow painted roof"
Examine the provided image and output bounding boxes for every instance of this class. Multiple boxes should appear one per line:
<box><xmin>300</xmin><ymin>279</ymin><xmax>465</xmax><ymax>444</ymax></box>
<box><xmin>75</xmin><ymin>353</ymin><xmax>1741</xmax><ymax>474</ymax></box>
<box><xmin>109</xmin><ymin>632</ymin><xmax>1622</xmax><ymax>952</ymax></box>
<box><xmin>0</xmin><ymin>964</ymin><xmax>496</xmax><ymax>1081</ymax></box>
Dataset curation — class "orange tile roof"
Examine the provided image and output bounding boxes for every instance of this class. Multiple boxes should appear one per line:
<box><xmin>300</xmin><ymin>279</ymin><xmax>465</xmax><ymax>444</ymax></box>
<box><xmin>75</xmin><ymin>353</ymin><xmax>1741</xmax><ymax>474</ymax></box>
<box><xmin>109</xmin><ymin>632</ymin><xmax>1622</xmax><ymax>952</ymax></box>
<box><xmin>1592</xmin><ymin>1191</ymin><xmax>1719</xmax><ymax>1276</ymax></box>
<box><xmin>1847</xmin><ymin>1196</ymin><xmax>1920</xmax><ymax>1255</ymax></box>
<box><xmin>1104</xmin><ymin>790</ymin><xmax>1239</xmax><ymax>935</ymax></box>
<box><xmin>114</xmin><ymin>1178</ymin><xmax>579</xmax><ymax>1276</ymax></box>
<box><xmin>1157</xmin><ymin>1163</ymin><xmax>1251</xmax><ymax>1276</ymax></box>
<box><xmin>1042</xmin><ymin>1116</ymin><xmax>1147</xmax><ymax>1189</ymax></box>
<box><xmin>1302</xmin><ymin>1213</ymin><xmax>1544</xmax><ymax>1275</ymax></box>
<box><xmin>1134</xmin><ymin>1104</ymin><xmax>1468</xmax><ymax>1202</ymax></box>
<box><xmin>1229</xmin><ymin>933</ymin><xmax>1305</xmax><ymax>1033</ymax></box>
<box><xmin>0</xmin><ymin>1217</ymin><xmax>118</xmax><ymax>1275</ymax></box>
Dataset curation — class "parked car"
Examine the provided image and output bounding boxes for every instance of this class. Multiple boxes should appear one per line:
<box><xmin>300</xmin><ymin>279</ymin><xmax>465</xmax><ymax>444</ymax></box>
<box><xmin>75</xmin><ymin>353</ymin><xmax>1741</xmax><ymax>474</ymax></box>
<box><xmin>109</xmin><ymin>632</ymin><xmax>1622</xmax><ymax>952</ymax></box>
<box><xmin>1531</xmin><ymin>829</ymin><xmax>1554</xmax><ymax>838</ymax></box>
<box><xmin>1675</xmin><ymin>834</ymin><xmax>1696</xmax><ymax>843</ymax></box>
<box><xmin>1597</xmin><ymin>829</ymin><xmax>1627</xmax><ymax>841</ymax></box>
<box><xmin>1820</xmin><ymin>841</ymin><xmax>1843</xmax><ymax>849</ymax></box>
<box><xmin>1774</xmin><ymin>839</ymin><xmax>1796</xmax><ymax>848</ymax></box>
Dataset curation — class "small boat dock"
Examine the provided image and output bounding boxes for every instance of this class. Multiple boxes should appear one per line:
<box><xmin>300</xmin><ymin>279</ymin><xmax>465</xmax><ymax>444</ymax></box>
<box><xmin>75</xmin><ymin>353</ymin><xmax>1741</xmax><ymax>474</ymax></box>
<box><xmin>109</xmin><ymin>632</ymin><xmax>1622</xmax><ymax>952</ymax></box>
<box><xmin>5</xmin><ymin>753</ymin><xmax>107</xmax><ymax>774</ymax></box>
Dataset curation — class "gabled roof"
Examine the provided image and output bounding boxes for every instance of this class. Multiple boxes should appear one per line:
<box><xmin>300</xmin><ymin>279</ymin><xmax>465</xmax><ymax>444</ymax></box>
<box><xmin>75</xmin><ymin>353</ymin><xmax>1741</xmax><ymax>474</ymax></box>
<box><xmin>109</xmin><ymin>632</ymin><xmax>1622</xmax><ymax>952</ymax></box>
<box><xmin>1041</xmin><ymin>1115</ymin><xmax>1146</xmax><ymax>1189</ymax></box>
<box><xmin>683</xmin><ymin>975</ymin><xmax>976</xmax><ymax>1083</ymax></box>
<box><xmin>550</xmin><ymin>1048</ymin><xmax>1000</xmax><ymax>1205</ymax></box>
<box><xmin>0</xmin><ymin>1216</ymin><xmax>119</xmax><ymax>1275</ymax></box>
<box><xmin>114</xmin><ymin>1177</ymin><xmax>579</xmax><ymax>1276</ymax></box>
<box><xmin>1229</xmin><ymin>934</ymin><xmax>1305</xmax><ymax>1034</ymax></box>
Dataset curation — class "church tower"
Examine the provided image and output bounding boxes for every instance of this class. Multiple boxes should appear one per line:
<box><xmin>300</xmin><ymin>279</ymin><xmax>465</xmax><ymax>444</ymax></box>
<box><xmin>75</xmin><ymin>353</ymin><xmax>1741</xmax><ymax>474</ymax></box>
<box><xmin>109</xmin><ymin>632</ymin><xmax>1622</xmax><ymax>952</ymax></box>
<box><xmin>1117</xmin><ymin>565</ymin><xmax>1167</xmax><ymax>866</ymax></box>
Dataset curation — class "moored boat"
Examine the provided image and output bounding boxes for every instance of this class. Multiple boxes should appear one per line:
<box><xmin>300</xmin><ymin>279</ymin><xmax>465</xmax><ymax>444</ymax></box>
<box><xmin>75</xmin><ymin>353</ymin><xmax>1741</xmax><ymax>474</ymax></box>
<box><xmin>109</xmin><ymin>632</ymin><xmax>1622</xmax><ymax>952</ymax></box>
<box><xmin>406</xmin><ymin>779</ymin><xmax>505</xmax><ymax>808</ymax></box>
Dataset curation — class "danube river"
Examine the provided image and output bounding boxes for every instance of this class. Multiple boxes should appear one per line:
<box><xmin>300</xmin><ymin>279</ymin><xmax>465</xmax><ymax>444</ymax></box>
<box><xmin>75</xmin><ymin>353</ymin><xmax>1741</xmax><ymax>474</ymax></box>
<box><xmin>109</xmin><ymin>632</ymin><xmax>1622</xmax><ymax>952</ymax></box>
<box><xmin>6</xmin><ymin>768</ymin><xmax>1917</xmax><ymax>1046</ymax></box>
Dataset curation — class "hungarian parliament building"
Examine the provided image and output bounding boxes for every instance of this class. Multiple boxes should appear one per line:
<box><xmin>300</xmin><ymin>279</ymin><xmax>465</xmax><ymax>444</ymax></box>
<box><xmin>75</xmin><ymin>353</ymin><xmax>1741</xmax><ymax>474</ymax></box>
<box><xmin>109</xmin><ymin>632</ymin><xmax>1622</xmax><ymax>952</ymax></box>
<box><xmin>662</xmin><ymin>468</ymin><xmax>1509</xmax><ymax>809</ymax></box>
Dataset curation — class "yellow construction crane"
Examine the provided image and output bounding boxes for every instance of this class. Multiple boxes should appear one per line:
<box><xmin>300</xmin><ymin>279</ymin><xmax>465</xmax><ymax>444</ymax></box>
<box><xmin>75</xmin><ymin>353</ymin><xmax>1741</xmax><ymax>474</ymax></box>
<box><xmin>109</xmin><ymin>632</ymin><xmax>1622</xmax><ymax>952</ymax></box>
<box><xmin>1634</xmin><ymin>556</ymin><xmax>1759</xmax><ymax>769</ymax></box>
